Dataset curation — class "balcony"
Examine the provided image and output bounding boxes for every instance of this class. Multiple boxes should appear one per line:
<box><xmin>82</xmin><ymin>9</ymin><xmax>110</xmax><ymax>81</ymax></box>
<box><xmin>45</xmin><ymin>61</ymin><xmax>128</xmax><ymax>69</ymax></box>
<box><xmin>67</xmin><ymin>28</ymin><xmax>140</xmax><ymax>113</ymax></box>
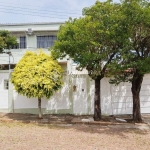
<box><xmin>0</xmin><ymin>48</ymin><xmax>68</xmax><ymax>65</ymax></box>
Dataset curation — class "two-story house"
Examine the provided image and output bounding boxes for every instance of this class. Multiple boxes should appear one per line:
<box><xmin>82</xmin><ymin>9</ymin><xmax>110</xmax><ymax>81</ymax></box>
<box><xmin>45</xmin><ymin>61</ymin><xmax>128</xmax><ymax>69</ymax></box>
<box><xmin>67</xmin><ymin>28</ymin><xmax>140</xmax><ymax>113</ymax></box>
<box><xmin>0</xmin><ymin>22</ymin><xmax>96</xmax><ymax>115</ymax></box>
<box><xmin>0</xmin><ymin>22</ymin><xmax>150</xmax><ymax>116</ymax></box>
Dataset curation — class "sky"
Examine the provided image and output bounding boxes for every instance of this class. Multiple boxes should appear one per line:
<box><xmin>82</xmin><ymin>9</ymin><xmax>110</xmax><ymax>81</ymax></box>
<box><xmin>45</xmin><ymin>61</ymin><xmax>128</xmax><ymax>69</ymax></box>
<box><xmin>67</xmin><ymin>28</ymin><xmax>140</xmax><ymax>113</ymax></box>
<box><xmin>0</xmin><ymin>0</ymin><xmax>119</xmax><ymax>23</ymax></box>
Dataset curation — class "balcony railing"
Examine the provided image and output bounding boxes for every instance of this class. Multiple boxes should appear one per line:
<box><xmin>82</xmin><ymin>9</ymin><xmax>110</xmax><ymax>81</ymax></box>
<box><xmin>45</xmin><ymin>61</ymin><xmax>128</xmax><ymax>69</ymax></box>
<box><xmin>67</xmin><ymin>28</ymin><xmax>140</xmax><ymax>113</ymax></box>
<box><xmin>0</xmin><ymin>48</ymin><xmax>68</xmax><ymax>65</ymax></box>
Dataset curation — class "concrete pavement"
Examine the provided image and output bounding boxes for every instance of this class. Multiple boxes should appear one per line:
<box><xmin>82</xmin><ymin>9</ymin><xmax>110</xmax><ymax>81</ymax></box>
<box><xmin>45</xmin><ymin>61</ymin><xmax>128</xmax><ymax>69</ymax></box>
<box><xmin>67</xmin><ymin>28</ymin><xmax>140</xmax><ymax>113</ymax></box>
<box><xmin>0</xmin><ymin>113</ymin><xmax>150</xmax><ymax>130</ymax></box>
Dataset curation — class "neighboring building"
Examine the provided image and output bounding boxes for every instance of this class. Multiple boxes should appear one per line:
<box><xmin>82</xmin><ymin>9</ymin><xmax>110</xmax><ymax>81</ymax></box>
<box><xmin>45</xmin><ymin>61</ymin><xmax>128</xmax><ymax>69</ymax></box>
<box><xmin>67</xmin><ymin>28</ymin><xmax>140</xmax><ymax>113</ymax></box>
<box><xmin>0</xmin><ymin>22</ymin><xmax>150</xmax><ymax>115</ymax></box>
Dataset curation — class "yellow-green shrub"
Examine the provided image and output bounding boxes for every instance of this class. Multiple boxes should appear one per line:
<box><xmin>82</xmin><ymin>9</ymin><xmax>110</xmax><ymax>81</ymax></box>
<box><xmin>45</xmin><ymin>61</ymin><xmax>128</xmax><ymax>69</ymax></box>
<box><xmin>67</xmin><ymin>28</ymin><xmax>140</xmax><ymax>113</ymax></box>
<box><xmin>11</xmin><ymin>50</ymin><xmax>64</xmax><ymax>99</ymax></box>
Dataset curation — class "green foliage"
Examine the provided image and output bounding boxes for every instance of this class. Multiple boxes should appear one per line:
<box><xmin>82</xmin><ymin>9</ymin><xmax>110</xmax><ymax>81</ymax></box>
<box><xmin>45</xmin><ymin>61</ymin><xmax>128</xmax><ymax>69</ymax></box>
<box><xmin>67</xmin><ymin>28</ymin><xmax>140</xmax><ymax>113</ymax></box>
<box><xmin>109</xmin><ymin>0</ymin><xmax>150</xmax><ymax>84</ymax></box>
<box><xmin>0</xmin><ymin>30</ymin><xmax>17</xmax><ymax>53</ymax></box>
<box><xmin>51</xmin><ymin>0</ymin><xmax>126</xmax><ymax>80</ymax></box>
<box><xmin>11</xmin><ymin>51</ymin><xmax>64</xmax><ymax>99</ymax></box>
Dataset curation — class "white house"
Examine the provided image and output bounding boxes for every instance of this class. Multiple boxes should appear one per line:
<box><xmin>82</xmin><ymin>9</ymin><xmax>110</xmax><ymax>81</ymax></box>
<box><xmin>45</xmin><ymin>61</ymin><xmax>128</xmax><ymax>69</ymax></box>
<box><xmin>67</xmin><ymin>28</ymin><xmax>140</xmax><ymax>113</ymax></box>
<box><xmin>0</xmin><ymin>22</ymin><xmax>150</xmax><ymax>115</ymax></box>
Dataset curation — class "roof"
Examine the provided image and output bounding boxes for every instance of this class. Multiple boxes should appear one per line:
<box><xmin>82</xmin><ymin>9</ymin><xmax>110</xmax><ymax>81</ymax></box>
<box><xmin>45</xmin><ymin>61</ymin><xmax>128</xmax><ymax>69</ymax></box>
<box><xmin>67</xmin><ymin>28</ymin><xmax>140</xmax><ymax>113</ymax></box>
<box><xmin>0</xmin><ymin>22</ymin><xmax>64</xmax><ymax>32</ymax></box>
<box><xmin>0</xmin><ymin>22</ymin><xmax>64</xmax><ymax>26</ymax></box>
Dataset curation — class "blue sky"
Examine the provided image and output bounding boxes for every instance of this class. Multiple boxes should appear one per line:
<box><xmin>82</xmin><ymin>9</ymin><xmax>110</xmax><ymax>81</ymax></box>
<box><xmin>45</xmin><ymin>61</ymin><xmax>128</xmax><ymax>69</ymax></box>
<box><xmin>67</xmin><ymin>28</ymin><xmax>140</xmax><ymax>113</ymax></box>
<box><xmin>0</xmin><ymin>0</ymin><xmax>119</xmax><ymax>23</ymax></box>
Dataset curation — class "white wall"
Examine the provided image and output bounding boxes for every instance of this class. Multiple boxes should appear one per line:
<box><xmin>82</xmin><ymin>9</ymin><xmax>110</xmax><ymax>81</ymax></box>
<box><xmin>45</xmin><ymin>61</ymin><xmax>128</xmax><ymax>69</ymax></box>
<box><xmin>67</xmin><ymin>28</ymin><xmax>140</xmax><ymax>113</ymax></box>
<box><xmin>0</xmin><ymin>72</ymin><xmax>9</xmax><ymax>109</ymax></box>
<box><xmin>10</xmin><ymin>74</ymin><xmax>150</xmax><ymax>115</ymax></box>
<box><xmin>80</xmin><ymin>75</ymin><xmax>150</xmax><ymax>115</ymax></box>
<box><xmin>46</xmin><ymin>76</ymin><xmax>70</xmax><ymax>111</ymax></box>
<box><xmin>111</xmin><ymin>82</ymin><xmax>132</xmax><ymax>115</ymax></box>
<box><xmin>89</xmin><ymin>78</ymin><xmax>113</xmax><ymax>115</ymax></box>
<box><xmin>26</xmin><ymin>35</ymin><xmax>37</xmax><ymax>49</ymax></box>
<box><xmin>72</xmin><ymin>76</ymin><xmax>88</xmax><ymax>115</ymax></box>
<box><xmin>1</xmin><ymin>71</ymin><xmax>150</xmax><ymax>115</ymax></box>
<box><xmin>140</xmin><ymin>74</ymin><xmax>150</xmax><ymax>113</ymax></box>
<box><xmin>13</xmin><ymin>76</ymin><xmax>70</xmax><ymax>111</ymax></box>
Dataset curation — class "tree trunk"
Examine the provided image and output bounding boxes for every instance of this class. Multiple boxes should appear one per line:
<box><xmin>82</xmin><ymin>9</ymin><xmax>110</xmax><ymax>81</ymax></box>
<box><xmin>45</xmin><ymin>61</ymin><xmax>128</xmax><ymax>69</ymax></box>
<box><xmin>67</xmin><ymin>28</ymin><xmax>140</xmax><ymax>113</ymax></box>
<box><xmin>93</xmin><ymin>78</ymin><xmax>101</xmax><ymax>121</ymax></box>
<box><xmin>131</xmin><ymin>73</ymin><xmax>143</xmax><ymax>123</ymax></box>
<box><xmin>38</xmin><ymin>98</ymin><xmax>42</xmax><ymax>119</ymax></box>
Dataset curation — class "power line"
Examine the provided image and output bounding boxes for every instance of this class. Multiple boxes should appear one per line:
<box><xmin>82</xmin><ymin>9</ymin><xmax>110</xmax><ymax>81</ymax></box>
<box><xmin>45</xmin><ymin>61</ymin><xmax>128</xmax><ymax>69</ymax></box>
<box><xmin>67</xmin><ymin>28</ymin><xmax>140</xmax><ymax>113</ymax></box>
<box><xmin>0</xmin><ymin>6</ymin><xmax>80</xmax><ymax>18</ymax></box>
<box><xmin>0</xmin><ymin>4</ymin><xmax>82</xmax><ymax>15</ymax></box>
<box><xmin>1</xmin><ymin>1</ymin><xmax>82</xmax><ymax>12</ymax></box>
<box><xmin>0</xmin><ymin>10</ymin><xmax>79</xmax><ymax>19</ymax></box>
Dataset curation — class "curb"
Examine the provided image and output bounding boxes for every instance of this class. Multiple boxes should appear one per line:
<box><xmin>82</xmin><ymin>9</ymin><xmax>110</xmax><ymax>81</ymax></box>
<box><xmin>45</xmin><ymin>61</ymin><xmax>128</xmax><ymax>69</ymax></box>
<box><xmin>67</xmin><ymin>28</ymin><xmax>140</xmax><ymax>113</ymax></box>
<box><xmin>0</xmin><ymin>112</ymin><xmax>148</xmax><ymax>126</ymax></box>
<box><xmin>0</xmin><ymin>118</ymin><xmax>138</xmax><ymax>126</ymax></box>
<box><xmin>71</xmin><ymin>121</ymin><xmax>134</xmax><ymax>126</ymax></box>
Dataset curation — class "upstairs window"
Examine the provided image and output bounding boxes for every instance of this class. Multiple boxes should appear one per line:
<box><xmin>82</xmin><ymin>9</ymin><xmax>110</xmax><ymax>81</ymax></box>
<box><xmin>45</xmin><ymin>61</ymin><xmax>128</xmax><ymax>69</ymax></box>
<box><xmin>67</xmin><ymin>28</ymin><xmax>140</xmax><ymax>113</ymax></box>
<box><xmin>11</xmin><ymin>36</ymin><xmax>26</xmax><ymax>49</ymax></box>
<box><xmin>37</xmin><ymin>36</ymin><xmax>57</xmax><ymax>48</ymax></box>
<box><xmin>19</xmin><ymin>36</ymin><xmax>26</xmax><ymax>49</ymax></box>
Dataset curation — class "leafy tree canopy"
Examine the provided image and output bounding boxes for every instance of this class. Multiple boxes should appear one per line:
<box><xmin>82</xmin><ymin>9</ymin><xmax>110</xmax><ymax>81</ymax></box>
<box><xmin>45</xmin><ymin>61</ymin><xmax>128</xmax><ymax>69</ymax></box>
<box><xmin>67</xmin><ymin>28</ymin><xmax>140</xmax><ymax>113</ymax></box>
<box><xmin>52</xmin><ymin>0</ymin><xmax>127</xmax><ymax>80</ymax></box>
<box><xmin>0</xmin><ymin>30</ymin><xmax>17</xmax><ymax>53</ymax></box>
<box><xmin>51</xmin><ymin>0</ymin><xmax>129</xmax><ymax>120</ymax></box>
<box><xmin>11</xmin><ymin>51</ymin><xmax>64</xmax><ymax>99</ymax></box>
<box><xmin>107</xmin><ymin>0</ymin><xmax>150</xmax><ymax>122</ymax></box>
<box><xmin>109</xmin><ymin>0</ymin><xmax>150</xmax><ymax>84</ymax></box>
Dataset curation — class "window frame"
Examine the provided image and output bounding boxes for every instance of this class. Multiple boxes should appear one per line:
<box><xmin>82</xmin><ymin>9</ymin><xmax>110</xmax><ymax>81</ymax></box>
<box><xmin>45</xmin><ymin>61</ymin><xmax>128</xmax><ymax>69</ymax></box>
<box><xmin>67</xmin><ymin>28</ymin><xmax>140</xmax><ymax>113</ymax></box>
<box><xmin>37</xmin><ymin>35</ymin><xmax>57</xmax><ymax>48</ymax></box>
<box><xmin>19</xmin><ymin>36</ymin><xmax>26</xmax><ymax>49</ymax></box>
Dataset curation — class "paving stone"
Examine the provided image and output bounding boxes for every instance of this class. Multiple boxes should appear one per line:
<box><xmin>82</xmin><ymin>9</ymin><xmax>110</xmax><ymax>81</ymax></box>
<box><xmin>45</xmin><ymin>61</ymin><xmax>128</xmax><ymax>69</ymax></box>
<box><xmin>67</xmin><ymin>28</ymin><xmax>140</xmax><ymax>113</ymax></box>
<box><xmin>57</xmin><ymin>124</ymin><xmax>73</xmax><ymax>127</ymax></box>
<box><xmin>115</xmin><ymin>118</ymin><xmax>127</xmax><ymax>123</ymax></box>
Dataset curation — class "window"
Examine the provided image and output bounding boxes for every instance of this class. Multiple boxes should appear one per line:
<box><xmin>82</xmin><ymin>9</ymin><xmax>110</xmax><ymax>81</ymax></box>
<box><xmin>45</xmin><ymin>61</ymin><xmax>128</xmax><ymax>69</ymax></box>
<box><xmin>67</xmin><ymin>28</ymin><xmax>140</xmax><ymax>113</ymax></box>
<box><xmin>37</xmin><ymin>36</ymin><xmax>57</xmax><ymax>48</ymax></box>
<box><xmin>12</xmin><ymin>36</ymin><xmax>26</xmax><ymax>49</ymax></box>
<box><xmin>4</xmin><ymin>80</ymin><xmax>9</xmax><ymax>90</ymax></box>
<box><xmin>20</xmin><ymin>36</ymin><xmax>26</xmax><ymax>48</ymax></box>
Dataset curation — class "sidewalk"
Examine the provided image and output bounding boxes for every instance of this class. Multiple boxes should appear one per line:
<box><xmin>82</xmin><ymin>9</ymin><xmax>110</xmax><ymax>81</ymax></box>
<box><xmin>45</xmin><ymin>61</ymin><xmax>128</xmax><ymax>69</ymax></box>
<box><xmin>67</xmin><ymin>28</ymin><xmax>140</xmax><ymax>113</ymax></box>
<box><xmin>0</xmin><ymin>113</ymin><xmax>119</xmax><ymax>125</ymax></box>
<box><xmin>0</xmin><ymin>113</ymin><xmax>150</xmax><ymax>128</ymax></box>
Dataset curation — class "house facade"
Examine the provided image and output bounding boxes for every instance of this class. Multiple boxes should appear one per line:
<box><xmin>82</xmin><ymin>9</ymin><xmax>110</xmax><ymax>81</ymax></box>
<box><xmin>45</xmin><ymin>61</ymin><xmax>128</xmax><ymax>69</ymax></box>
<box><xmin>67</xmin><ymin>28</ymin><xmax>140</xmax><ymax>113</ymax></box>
<box><xmin>0</xmin><ymin>22</ymin><xmax>150</xmax><ymax>115</ymax></box>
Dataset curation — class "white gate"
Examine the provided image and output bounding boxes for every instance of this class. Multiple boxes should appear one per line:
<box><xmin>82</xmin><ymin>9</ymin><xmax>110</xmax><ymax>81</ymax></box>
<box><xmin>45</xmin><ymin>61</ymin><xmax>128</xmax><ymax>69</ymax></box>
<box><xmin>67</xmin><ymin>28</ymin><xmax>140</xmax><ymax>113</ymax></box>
<box><xmin>111</xmin><ymin>74</ymin><xmax>150</xmax><ymax>115</ymax></box>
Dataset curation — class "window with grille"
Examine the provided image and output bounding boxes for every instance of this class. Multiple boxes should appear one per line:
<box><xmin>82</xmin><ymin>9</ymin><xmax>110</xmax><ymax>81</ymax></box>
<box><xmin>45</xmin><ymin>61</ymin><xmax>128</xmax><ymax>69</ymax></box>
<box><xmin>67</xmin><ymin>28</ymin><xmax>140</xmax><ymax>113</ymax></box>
<box><xmin>4</xmin><ymin>80</ymin><xmax>9</xmax><ymax>90</ymax></box>
<box><xmin>20</xmin><ymin>36</ymin><xmax>26</xmax><ymax>48</ymax></box>
<box><xmin>37</xmin><ymin>36</ymin><xmax>57</xmax><ymax>48</ymax></box>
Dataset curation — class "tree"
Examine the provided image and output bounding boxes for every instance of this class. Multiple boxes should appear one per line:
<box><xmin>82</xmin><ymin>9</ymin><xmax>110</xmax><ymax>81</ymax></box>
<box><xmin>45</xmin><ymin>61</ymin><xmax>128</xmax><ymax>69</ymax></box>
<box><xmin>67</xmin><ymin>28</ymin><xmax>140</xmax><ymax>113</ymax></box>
<box><xmin>109</xmin><ymin>0</ymin><xmax>150</xmax><ymax>122</ymax></box>
<box><xmin>11</xmin><ymin>51</ymin><xmax>64</xmax><ymax>118</ymax></box>
<box><xmin>0</xmin><ymin>30</ymin><xmax>17</xmax><ymax>53</ymax></box>
<box><xmin>52</xmin><ymin>1</ymin><xmax>126</xmax><ymax>121</ymax></box>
